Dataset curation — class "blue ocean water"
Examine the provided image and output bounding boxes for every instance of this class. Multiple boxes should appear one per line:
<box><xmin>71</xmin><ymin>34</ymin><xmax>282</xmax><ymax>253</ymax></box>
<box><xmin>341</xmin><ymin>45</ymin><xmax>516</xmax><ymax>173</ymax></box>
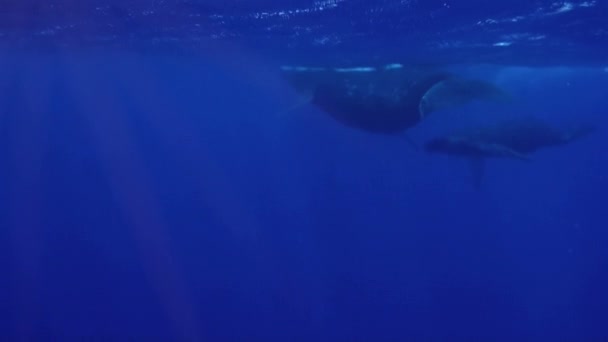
<box><xmin>0</xmin><ymin>1</ymin><xmax>607</xmax><ymax>341</ymax></box>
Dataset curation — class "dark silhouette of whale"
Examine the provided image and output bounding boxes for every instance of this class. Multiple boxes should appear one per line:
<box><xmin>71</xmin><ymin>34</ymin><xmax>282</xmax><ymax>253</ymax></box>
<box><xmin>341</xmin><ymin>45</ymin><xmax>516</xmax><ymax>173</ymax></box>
<box><xmin>425</xmin><ymin>117</ymin><xmax>595</xmax><ymax>187</ymax></box>
<box><xmin>281</xmin><ymin>64</ymin><xmax>509</xmax><ymax>137</ymax></box>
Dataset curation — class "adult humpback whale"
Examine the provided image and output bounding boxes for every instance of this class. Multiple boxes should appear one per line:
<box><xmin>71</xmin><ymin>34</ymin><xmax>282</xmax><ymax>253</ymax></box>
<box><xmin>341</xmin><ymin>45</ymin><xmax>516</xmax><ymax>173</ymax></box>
<box><xmin>280</xmin><ymin>63</ymin><xmax>509</xmax><ymax>136</ymax></box>
<box><xmin>425</xmin><ymin>117</ymin><xmax>595</xmax><ymax>187</ymax></box>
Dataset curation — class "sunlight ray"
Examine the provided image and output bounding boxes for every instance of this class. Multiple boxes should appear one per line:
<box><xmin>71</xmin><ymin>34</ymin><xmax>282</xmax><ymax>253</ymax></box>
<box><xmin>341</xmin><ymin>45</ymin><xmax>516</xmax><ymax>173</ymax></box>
<box><xmin>60</xmin><ymin>54</ymin><xmax>202</xmax><ymax>341</ymax></box>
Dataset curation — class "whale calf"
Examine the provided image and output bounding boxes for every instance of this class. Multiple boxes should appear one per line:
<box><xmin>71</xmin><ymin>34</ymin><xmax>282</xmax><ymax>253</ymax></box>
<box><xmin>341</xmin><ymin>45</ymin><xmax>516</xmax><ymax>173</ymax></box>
<box><xmin>425</xmin><ymin>117</ymin><xmax>595</xmax><ymax>187</ymax></box>
<box><xmin>280</xmin><ymin>64</ymin><xmax>509</xmax><ymax>137</ymax></box>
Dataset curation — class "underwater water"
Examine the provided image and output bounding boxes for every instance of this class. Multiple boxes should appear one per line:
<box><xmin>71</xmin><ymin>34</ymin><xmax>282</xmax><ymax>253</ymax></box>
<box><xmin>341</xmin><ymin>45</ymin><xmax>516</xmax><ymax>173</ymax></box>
<box><xmin>1</xmin><ymin>1</ymin><xmax>607</xmax><ymax>341</ymax></box>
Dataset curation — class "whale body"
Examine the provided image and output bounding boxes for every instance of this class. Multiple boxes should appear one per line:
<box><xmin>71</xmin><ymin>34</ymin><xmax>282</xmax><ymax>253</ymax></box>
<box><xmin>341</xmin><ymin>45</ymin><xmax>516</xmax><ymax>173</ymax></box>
<box><xmin>281</xmin><ymin>64</ymin><xmax>509</xmax><ymax>136</ymax></box>
<box><xmin>425</xmin><ymin>117</ymin><xmax>595</xmax><ymax>187</ymax></box>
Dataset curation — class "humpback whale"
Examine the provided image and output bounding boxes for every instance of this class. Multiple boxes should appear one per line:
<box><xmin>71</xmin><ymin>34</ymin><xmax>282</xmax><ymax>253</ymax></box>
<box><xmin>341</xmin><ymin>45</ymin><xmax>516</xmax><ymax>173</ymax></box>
<box><xmin>280</xmin><ymin>64</ymin><xmax>509</xmax><ymax>137</ymax></box>
<box><xmin>425</xmin><ymin>117</ymin><xmax>595</xmax><ymax>187</ymax></box>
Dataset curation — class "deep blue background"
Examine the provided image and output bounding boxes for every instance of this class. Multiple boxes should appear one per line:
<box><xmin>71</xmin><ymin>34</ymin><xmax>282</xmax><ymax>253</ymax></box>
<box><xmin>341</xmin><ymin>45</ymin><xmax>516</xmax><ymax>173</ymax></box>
<box><xmin>0</xmin><ymin>50</ymin><xmax>606</xmax><ymax>341</ymax></box>
<box><xmin>0</xmin><ymin>0</ymin><xmax>608</xmax><ymax>341</ymax></box>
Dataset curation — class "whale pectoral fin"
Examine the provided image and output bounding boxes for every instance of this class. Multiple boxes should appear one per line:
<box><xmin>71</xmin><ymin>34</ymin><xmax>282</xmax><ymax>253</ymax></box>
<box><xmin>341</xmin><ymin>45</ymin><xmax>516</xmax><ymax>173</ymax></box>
<box><xmin>277</xmin><ymin>93</ymin><xmax>313</xmax><ymax>118</ymax></box>
<box><xmin>468</xmin><ymin>157</ymin><xmax>485</xmax><ymax>190</ymax></box>
<box><xmin>399</xmin><ymin>133</ymin><xmax>419</xmax><ymax>150</ymax></box>
<box><xmin>420</xmin><ymin>78</ymin><xmax>510</xmax><ymax>116</ymax></box>
<box><xmin>496</xmin><ymin>145</ymin><xmax>531</xmax><ymax>161</ymax></box>
<box><xmin>467</xmin><ymin>80</ymin><xmax>512</xmax><ymax>104</ymax></box>
<box><xmin>479</xmin><ymin>143</ymin><xmax>531</xmax><ymax>161</ymax></box>
<box><xmin>562</xmin><ymin>124</ymin><xmax>596</xmax><ymax>143</ymax></box>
